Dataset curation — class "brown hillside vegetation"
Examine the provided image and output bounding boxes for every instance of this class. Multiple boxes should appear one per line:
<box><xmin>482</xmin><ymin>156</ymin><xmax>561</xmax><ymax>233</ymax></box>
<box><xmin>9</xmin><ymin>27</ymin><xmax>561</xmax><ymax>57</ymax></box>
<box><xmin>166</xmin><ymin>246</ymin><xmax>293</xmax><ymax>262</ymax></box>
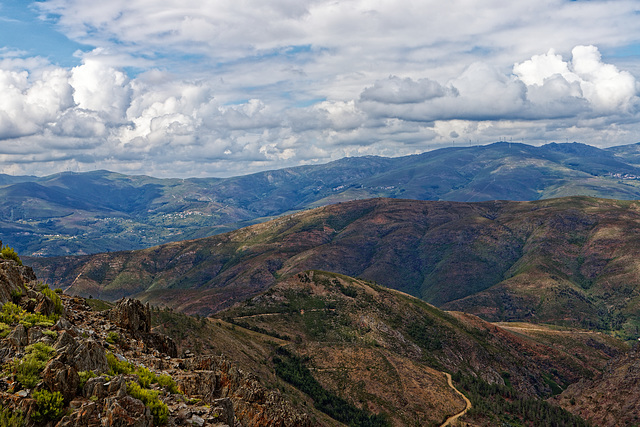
<box><xmin>30</xmin><ymin>196</ymin><xmax>640</xmax><ymax>338</ymax></box>
<box><xmin>215</xmin><ymin>271</ymin><xmax>619</xmax><ymax>426</ymax></box>
<box><xmin>0</xmin><ymin>255</ymin><xmax>611</xmax><ymax>426</ymax></box>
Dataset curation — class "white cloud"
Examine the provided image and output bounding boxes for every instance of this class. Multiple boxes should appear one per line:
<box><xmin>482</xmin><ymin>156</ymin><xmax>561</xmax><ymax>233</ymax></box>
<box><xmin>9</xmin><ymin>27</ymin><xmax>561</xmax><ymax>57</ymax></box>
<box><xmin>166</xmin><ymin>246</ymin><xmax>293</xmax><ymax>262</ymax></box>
<box><xmin>1</xmin><ymin>1</ymin><xmax>640</xmax><ymax>177</ymax></box>
<box><xmin>514</xmin><ymin>45</ymin><xmax>638</xmax><ymax>113</ymax></box>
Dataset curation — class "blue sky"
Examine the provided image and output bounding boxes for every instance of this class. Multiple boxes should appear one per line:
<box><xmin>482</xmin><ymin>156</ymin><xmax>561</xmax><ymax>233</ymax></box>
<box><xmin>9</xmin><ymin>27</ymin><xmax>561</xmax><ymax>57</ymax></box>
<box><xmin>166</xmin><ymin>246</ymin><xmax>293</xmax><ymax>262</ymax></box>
<box><xmin>1</xmin><ymin>0</ymin><xmax>640</xmax><ymax>178</ymax></box>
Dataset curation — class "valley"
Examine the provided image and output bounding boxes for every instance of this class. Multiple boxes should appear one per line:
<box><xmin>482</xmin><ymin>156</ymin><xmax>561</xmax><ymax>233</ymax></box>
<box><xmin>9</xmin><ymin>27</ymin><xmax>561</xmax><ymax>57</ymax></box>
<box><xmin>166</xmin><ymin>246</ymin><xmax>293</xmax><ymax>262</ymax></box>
<box><xmin>28</xmin><ymin>196</ymin><xmax>640</xmax><ymax>342</ymax></box>
<box><xmin>4</xmin><ymin>141</ymin><xmax>640</xmax><ymax>425</ymax></box>
<box><xmin>5</xmin><ymin>141</ymin><xmax>640</xmax><ymax>257</ymax></box>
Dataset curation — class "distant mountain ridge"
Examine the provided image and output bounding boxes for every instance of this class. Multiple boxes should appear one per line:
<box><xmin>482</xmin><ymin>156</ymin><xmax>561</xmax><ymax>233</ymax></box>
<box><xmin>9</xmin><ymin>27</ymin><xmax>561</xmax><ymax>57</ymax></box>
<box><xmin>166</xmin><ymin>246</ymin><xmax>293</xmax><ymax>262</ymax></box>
<box><xmin>28</xmin><ymin>196</ymin><xmax>640</xmax><ymax>342</ymax></box>
<box><xmin>5</xmin><ymin>141</ymin><xmax>640</xmax><ymax>256</ymax></box>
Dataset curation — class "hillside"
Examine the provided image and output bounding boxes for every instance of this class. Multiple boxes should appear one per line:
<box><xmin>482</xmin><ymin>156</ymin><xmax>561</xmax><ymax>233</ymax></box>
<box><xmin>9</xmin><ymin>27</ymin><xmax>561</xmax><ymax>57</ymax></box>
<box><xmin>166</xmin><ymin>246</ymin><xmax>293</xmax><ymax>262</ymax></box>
<box><xmin>28</xmin><ymin>196</ymin><xmax>640</xmax><ymax>340</ymax></box>
<box><xmin>154</xmin><ymin>269</ymin><xmax>619</xmax><ymax>426</ymax></box>
<box><xmin>1</xmin><ymin>252</ymin><xmax>619</xmax><ymax>426</ymax></box>
<box><xmin>6</xmin><ymin>141</ymin><xmax>640</xmax><ymax>256</ymax></box>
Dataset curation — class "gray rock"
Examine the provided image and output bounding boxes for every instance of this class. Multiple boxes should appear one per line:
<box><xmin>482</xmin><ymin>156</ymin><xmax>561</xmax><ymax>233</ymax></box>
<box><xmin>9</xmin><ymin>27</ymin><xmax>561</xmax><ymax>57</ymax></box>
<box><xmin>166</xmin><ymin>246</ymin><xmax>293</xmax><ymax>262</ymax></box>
<box><xmin>7</xmin><ymin>324</ymin><xmax>28</xmax><ymax>348</ymax></box>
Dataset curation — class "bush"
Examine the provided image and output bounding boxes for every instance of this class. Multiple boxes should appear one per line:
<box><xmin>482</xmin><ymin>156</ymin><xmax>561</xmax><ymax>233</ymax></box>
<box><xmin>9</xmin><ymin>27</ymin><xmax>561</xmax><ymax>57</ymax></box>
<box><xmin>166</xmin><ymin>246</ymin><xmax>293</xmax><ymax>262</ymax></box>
<box><xmin>156</xmin><ymin>374</ymin><xmax>180</xmax><ymax>394</ymax></box>
<box><xmin>135</xmin><ymin>366</ymin><xmax>155</xmax><ymax>388</ymax></box>
<box><xmin>0</xmin><ymin>302</ymin><xmax>24</xmax><ymax>325</ymax></box>
<box><xmin>0</xmin><ymin>405</ymin><xmax>24</xmax><ymax>426</ymax></box>
<box><xmin>14</xmin><ymin>343</ymin><xmax>56</xmax><ymax>388</ymax></box>
<box><xmin>127</xmin><ymin>381</ymin><xmax>168</xmax><ymax>425</ymax></box>
<box><xmin>0</xmin><ymin>324</ymin><xmax>10</xmax><ymax>339</ymax></box>
<box><xmin>106</xmin><ymin>352</ymin><xmax>133</xmax><ymax>376</ymax></box>
<box><xmin>0</xmin><ymin>302</ymin><xmax>58</xmax><ymax>328</ymax></box>
<box><xmin>78</xmin><ymin>370</ymin><xmax>98</xmax><ymax>391</ymax></box>
<box><xmin>42</xmin><ymin>329</ymin><xmax>58</xmax><ymax>339</ymax></box>
<box><xmin>0</xmin><ymin>246</ymin><xmax>21</xmax><ymax>265</ymax></box>
<box><xmin>32</xmin><ymin>390</ymin><xmax>64</xmax><ymax>422</ymax></box>
<box><xmin>106</xmin><ymin>331</ymin><xmax>120</xmax><ymax>345</ymax></box>
<box><xmin>20</xmin><ymin>312</ymin><xmax>56</xmax><ymax>328</ymax></box>
<box><xmin>40</xmin><ymin>285</ymin><xmax>63</xmax><ymax>316</ymax></box>
<box><xmin>10</xmin><ymin>289</ymin><xmax>22</xmax><ymax>304</ymax></box>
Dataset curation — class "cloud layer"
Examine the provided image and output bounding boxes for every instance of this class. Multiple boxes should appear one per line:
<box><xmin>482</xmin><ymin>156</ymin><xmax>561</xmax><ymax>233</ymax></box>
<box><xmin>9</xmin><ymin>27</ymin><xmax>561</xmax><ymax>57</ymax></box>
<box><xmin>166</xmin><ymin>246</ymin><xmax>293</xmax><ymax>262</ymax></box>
<box><xmin>1</xmin><ymin>1</ymin><xmax>640</xmax><ymax>177</ymax></box>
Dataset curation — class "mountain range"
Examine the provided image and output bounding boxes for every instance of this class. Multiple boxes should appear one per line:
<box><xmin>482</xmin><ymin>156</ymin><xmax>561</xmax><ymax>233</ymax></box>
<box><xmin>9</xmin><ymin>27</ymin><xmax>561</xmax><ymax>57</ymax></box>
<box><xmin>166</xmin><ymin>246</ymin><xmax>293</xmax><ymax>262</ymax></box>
<box><xmin>6</xmin><ymin>141</ymin><xmax>640</xmax><ymax>257</ymax></box>
<box><xmin>27</xmin><ymin>196</ymin><xmax>640</xmax><ymax>344</ymax></box>
<box><xmin>5</xmin><ymin>141</ymin><xmax>640</xmax><ymax>425</ymax></box>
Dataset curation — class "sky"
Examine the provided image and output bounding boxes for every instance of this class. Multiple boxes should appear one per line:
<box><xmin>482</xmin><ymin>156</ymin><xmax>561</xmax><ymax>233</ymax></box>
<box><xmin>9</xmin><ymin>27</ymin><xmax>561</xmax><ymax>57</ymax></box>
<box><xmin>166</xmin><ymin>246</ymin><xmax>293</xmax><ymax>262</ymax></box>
<box><xmin>1</xmin><ymin>0</ymin><xmax>640</xmax><ymax>178</ymax></box>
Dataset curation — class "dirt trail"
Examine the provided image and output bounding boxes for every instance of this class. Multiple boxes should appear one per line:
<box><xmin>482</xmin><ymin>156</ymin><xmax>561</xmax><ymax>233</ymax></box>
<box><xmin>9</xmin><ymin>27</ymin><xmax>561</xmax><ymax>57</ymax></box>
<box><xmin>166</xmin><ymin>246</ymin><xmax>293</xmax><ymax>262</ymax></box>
<box><xmin>440</xmin><ymin>372</ymin><xmax>472</xmax><ymax>427</ymax></box>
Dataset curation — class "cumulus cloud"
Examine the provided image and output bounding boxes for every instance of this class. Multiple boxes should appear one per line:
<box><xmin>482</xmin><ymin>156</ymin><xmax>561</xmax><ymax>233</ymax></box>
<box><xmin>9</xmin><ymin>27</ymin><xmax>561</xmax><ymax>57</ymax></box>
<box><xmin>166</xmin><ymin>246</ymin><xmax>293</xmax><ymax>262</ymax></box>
<box><xmin>514</xmin><ymin>46</ymin><xmax>638</xmax><ymax>113</ymax></box>
<box><xmin>360</xmin><ymin>76</ymin><xmax>450</xmax><ymax>104</ymax></box>
<box><xmin>2</xmin><ymin>0</ymin><xmax>640</xmax><ymax>177</ymax></box>
<box><xmin>70</xmin><ymin>58</ymin><xmax>131</xmax><ymax>122</ymax></box>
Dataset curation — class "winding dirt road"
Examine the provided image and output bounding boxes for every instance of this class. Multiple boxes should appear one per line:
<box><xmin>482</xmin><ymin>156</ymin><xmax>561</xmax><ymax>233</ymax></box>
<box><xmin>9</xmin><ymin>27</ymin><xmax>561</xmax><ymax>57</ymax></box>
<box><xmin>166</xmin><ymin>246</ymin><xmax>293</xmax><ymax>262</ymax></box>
<box><xmin>440</xmin><ymin>373</ymin><xmax>472</xmax><ymax>427</ymax></box>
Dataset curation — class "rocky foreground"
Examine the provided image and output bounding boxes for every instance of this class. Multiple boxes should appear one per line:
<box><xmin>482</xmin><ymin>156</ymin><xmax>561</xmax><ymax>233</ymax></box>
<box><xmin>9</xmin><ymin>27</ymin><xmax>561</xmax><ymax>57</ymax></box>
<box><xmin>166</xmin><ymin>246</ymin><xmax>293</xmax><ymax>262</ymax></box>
<box><xmin>0</xmin><ymin>256</ymin><xmax>309</xmax><ymax>426</ymax></box>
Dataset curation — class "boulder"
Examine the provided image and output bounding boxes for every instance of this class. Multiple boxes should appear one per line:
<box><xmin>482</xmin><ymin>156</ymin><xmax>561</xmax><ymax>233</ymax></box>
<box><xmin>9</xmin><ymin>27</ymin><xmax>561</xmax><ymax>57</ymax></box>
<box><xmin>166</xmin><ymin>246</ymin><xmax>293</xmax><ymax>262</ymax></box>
<box><xmin>0</xmin><ymin>260</ymin><xmax>32</xmax><ymax>304</ymax></box>
<box><xmin>108</xmin><ymin>299</ymin><xmax>151</xmax><ymax>333</ymax></box>
<box><xmin>7</xmin><ymin>324</ymin><xmax>28</xmax><ymax>348</ymax></box>
<box><xmin>103</xmin><ymin>396</ymin><xmax>153</xmax><ymax>427</ymax></box>
<box><xmin>42</xmin><ymin>359</ymin><xmax>80</xmax><ymax>403</ymax></box>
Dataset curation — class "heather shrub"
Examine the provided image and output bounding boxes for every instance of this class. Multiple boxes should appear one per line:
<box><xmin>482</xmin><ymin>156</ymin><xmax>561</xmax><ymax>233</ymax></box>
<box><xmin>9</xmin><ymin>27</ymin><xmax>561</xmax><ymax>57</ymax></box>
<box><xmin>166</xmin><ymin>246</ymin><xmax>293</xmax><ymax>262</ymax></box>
<box><xmin>0</xmin><ymin>246</ymin><xmax>21</xmax><ymax>265</ymax></box>
<box><xmin>32</xmin><ymin>390</ymin><xmax>64</xmax><ymax>422</ymax></box>
<box><xmin>127</xmin><ymin>381</ymin><xmax>168</xmax><ymax>425</ymax></box>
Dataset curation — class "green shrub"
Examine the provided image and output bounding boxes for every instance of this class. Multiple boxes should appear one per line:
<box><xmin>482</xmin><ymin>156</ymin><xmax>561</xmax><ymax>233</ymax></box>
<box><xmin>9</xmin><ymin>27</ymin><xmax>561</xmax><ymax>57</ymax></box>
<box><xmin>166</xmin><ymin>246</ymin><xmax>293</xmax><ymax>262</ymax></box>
<box><xmin>0</xmin><ymin>246</ymin><xmax>21</xmax><ymax>265</ymax></box>
<box><xmin>10</xmin><ymin>289</ymin><xmax>22</xmax><ymax>304</ymax></box>
<box><xmin>106</xmin><ymin>352</ymin><xmax>133</xmax><ymax>375</ymax></box>
<box><xmin>42</xmin><ymin>329</ymin><xmax>58</xmax><ymax>339</ymax></box>
<box><xmin>135</xmin><ymin>366</ymin><xmax>156</xmax><ymax>388</ymax></box>
<box><xmin>32</xmin><ymin>390</ymin><xmax>64</xmax><ymax>422</ymax></box>
<box><xmin>156</xmin><ymin>374</ymin><xmax>180</xmax><ymax>394</ymax></box>
<box><xmin>40</xmin><ymin>286</ymin><xmax>63</xmax><ymax>316</ymax></box>
<box><xmin>20</xmin><ymin>313</ymin><xmax>56</xmax><ymax>328</ymax></box>
<box><xmin>0</xmin><ymin>302</ymin><xmax>24</xmax><ymax>325</ymax></box>
<box><xmin>0</xmin><ymin>405</ymin><xmax>24</xmax><ymax>426</ymax></box>
<box><xmin>106</xmin><ymin>331</ymin><xmax>120</xmax><ymax>345</ymax></box>
<box><xmin>0</xmin><ymin>302</ymin><xmax>58</xmax><ymax>327</ymax></box>
<box><xmin>78</xmin><ymin>370</ymin><xmax>98</xmax><ymax>391</ymax></box>
<box><xmin>127</xmin><ymin>381</ymin><xmax>168</xmax><ymax>425</ymax></box>
<box><xmin>14</xmin><ymin>343</ymin><xmax>56</xmax><ymax>388</ymax></box>
<box><xmin>0</xmin><ymin>324</ymin><xmax>10</xmax><ymax>339</ymax></box>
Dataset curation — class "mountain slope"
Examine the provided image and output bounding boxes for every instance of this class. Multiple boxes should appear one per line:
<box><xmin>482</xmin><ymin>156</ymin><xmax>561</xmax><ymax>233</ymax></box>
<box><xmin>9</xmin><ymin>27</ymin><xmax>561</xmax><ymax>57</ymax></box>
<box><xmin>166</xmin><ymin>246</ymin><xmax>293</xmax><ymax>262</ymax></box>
<box><xmin>29</xmin><ymin>196</ymin><xmax>640</xmax><ymax>340</ymax></box>
<box><xmin>216</xmin><ymin>270</ymin><xmax>615</xmax><ymax>426</ymax></box>
<box><xmin>6</xmin><ymin>141</ymin><xmax>640</xmax><ymax>256</ymax></box>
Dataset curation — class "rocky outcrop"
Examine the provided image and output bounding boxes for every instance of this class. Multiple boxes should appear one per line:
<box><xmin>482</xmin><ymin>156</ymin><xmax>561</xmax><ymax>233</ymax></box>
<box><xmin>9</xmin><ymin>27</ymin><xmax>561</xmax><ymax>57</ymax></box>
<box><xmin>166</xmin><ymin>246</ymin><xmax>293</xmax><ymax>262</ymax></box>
<box><xmin>0</xmin><ymin>277</ymin><xmax>310</xmax><ymax>427</ymax></box>
<box><xmin>180</xmin><ymin>356</ymin><xmax>311</xmax><ymax>426</ymax></box>
<box><xmin>0</xmin><ymin>258</ymin><xmax>35</xmax><ymax>304</ymax></box>
<box><xmin>109</xmin><ymin>298</ymin><xmax>152</xmax><ymax>333</ymax></box>
<box><xmin>108</xmin><ymin>298</ymin><xmax>178</xmax><ymax>358</ymax></box>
